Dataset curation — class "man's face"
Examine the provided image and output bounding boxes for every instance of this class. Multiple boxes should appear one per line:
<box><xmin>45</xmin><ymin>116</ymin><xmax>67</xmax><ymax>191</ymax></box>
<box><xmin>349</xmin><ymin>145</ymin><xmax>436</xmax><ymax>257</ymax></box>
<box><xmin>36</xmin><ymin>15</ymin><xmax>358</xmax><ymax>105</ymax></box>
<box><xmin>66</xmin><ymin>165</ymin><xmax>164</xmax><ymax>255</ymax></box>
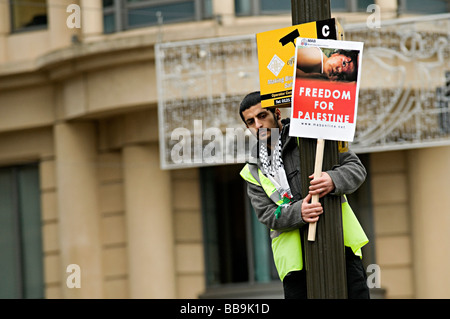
<box><xmin>241</xmin><ymin>103</ymin><xmax>281</xmax><ymax>141</ymax></box>
<box><xmin>323</xmin><ymin>53</ymin><xmax>356</xmax><ymax>81</ymax></box>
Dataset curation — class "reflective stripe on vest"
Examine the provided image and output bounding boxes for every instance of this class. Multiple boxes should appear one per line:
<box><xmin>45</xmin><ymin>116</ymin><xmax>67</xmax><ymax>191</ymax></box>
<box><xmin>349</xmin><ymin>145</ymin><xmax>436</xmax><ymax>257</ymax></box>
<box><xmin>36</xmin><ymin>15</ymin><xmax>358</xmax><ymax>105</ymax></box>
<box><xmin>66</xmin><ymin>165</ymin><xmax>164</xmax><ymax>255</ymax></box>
<box><xmin>240</xmin><ymin>163</ymin><xmax>368</xmax><ymax>281</ymax></box>
<box><xmin>245</xmin><ymin>163</ymin><xmax>285</xmax><ymax>205</ymax></box>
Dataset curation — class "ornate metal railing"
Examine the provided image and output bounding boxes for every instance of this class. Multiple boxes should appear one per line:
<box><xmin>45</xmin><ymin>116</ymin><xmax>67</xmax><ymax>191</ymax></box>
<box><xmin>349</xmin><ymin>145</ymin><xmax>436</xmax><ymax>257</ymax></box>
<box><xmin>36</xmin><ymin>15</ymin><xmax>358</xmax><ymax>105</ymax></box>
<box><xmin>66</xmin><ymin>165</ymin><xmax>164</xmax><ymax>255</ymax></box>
<box><xmin>345</xmin><ymin>13</ymin><xmax>450</xmax><ymax>153</ymax></box>
<box><xmin>156</xmin><ymin>14</ymin><xmax>450</xmax><ymax>169</ymax></box>
<box><xmin>156</xmin><ymin>35</ymin><xmax>259</xmax><ymax>169</ymax></box>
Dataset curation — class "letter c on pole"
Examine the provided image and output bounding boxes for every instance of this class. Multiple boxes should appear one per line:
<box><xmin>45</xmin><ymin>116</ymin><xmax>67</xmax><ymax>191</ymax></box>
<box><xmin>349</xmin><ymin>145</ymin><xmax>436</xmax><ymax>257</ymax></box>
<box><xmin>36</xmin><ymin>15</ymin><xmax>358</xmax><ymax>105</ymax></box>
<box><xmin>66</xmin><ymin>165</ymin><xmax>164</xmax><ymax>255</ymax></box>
<box><xmin>322</xmin><ymin>25</ymin><xmax>330</xmax><ymax>38</ymax></box>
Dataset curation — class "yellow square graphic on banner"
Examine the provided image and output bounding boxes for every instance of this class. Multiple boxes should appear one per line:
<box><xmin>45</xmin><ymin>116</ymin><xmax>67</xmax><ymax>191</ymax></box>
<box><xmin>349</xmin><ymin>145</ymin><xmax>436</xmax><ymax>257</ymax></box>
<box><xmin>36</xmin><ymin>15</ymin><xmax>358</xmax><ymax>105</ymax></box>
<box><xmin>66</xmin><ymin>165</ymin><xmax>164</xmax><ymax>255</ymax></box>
<box><xmin>257</xmin><ymin>18</ymin><xmax>336</xmax><ymax>108</ymax></box>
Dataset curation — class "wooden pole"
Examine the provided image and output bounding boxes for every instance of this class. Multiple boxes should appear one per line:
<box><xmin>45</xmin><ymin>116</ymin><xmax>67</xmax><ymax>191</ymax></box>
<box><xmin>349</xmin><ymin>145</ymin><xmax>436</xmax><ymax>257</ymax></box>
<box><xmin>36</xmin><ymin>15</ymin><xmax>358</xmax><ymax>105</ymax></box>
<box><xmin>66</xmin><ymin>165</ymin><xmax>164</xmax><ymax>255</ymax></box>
<box><xmin>307</xmin><ymin>138</ymin><xmax>324</xmax><ymax>241</ymax></box>
<box><xmin>291</xmin><ymin>0</ymin><xmax>347</xmax><ymax>298</ymax></box>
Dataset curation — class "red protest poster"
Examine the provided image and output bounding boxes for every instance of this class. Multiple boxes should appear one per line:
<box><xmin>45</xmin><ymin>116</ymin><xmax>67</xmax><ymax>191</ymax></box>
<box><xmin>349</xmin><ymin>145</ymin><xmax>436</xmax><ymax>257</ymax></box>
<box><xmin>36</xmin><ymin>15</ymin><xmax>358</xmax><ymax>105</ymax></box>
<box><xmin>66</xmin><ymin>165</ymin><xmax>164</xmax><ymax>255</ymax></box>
<box><xmin>289</xmin><ymin>38</ymin><xmax>364</xmax><ymax>142</ymax></box>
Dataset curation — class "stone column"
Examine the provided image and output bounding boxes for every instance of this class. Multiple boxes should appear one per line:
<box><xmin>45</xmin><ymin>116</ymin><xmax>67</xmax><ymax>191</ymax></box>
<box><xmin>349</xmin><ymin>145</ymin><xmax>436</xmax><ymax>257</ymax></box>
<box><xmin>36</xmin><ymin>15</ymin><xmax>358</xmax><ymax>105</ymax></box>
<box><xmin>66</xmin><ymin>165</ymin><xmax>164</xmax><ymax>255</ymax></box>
<box><xmin>80</xmin><ymin>0</ymin><xmax>103</xmax><ymax>41</ymax></box>
<box><xmin>408</xmin><ymin>146</ymin><xmax>450</xmax><ymax>298</ymax></box>
<box><xmin>55</xmin><ymin>122</ymin><xmax>104</xmax><ymax>298</ymax></box>
<box><xmin>123</xmin><ymin>144</ymin><xmax>176</xmax><ymax>298</ymax></box>
<box><xmin>212</xmin><ymin>0</ymin><xmax>235</xmax><ymax>25</ymax></box>
<box><xmin>0</xmin><ymin>1</ymin><xmax>9</xmax><ymax>63</ymax></box>
<box><xmin>48</xmin><ymin>0</ymin><xmax>81</xmax><ymax>50</ymax></box>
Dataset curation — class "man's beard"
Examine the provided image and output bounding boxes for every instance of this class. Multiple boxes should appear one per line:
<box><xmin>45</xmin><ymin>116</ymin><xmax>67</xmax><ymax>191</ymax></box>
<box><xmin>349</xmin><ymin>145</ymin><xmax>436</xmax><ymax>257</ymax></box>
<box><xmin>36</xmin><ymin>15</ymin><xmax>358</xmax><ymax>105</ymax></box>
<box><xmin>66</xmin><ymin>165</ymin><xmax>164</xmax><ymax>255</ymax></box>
<box><xmin>257</xmin><ymin>128</ymin><xmax>280</xmax><ymax>155</ymax></box>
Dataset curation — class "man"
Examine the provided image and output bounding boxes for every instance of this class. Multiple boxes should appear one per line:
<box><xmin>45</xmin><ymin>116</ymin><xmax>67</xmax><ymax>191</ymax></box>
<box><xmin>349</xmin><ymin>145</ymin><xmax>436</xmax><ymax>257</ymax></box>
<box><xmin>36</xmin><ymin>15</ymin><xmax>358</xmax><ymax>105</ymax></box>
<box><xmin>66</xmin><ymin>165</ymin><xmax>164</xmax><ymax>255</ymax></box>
<box><xmin>296</xmin><ymin>47</ymin><xmax>359</xmax><ymax>82</ymax></box>
<box><xmin>239</xmin><ymin>91</ymin><xmax>370</xmax><ymax>299</ymax></box>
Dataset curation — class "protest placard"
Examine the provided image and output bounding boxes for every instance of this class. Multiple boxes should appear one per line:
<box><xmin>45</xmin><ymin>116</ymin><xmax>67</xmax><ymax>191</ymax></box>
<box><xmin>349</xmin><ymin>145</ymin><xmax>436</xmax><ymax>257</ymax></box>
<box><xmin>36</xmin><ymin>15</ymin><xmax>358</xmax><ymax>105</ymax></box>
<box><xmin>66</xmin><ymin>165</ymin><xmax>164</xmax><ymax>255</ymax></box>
<box><xmin>290</xmin><ymin>38</ymin><xmax>364</xmax><ymax>142</ymax></box>
<box><xmin>289</xmin><ymin>38</ymin><xmax>363</xmax><ymax>241</ymax></box>
<box><xmin>256</xmin><ymin>19</ymin><xmax>337</xmax><ymax>108</ymax></box>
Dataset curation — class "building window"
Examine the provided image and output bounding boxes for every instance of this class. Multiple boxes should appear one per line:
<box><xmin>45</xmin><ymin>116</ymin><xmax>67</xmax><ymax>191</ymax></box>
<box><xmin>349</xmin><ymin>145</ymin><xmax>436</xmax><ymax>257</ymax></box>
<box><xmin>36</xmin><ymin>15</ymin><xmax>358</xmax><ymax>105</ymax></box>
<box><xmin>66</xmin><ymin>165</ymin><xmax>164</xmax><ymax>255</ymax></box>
<box><xmin>235</xmin><ymin>0</ymin><xmax>375</xmax><ymax>16</ymax></box>
<box><xmin>346</xmin><ymin>154</ymin><xmax>376</xmax><ymax>269</ymax></box>
<box><xmin>400</xmin><ymin>0</ymin><xmax>449</xmax><ymax>14</ymax></box>
<box><xmin>103</xmin><ymin>0</ymin><xmax>213</xmax><ymax>34</ymax></box>
<box><xmin>0</xmin><ymin>163</ymin><xmax>44</xmax><ymax>299</ymax></box>
<box><xmin>331</xmin><ymin>0</ymin><xmax>375</xmax><ymax>12</ymax></box>
<box><xmin>200</xmin><ymin>165</ymin><xmax>278</xmax><ymax>289</ymax></box>
<box><xmin>235</xmin><ymin>0</ymin><xmax>291</xmax><ymax>16</ymax></box>
<box><xmin>10</xmin><ymin>0</ymin><xmax>48</xmax><ymax>32</ymax></box>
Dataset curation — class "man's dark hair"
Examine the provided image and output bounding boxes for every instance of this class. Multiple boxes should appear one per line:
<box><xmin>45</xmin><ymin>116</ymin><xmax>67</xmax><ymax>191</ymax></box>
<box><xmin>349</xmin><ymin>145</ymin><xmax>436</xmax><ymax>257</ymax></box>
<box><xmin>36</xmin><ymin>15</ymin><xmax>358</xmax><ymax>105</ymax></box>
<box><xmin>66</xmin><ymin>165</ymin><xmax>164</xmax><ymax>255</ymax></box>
<box><xmin>239</xmin><ymin>91</ymin><xmax>275</xmax><ymax>123</ymax></box>
<box><xmin>333</xmin><ymin>49</ymin><xmax>359</xmax><ymax>82</ymax></box>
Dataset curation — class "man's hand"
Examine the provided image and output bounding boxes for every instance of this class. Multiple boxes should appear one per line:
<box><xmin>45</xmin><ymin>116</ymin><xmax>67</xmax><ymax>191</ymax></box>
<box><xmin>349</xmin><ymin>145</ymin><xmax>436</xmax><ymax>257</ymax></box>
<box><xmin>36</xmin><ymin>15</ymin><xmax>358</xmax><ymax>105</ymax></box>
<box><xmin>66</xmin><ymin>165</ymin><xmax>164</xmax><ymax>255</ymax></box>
<box><xmin>308</xmin><ymin>172</ymin><xmax>335</xmax><ymax>198</ymax></box>
<box><xmin>301</xmin><ymin>193</ymin><xmax>323</xmax><ymax>223</ymax></box>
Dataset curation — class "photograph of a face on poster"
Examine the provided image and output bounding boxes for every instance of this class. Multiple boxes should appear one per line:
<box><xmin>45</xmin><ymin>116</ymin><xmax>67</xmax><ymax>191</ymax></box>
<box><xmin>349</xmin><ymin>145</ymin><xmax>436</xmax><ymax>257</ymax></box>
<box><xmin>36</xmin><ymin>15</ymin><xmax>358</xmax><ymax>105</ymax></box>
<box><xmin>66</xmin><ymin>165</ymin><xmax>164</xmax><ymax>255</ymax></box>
<box><xmin>290</xmin><ymin>38</ymin><xmax>364</xmax><ymax>142</ymax></box>
<box><xmin>296</xmin><ymin>44</ymin><xmax>360</xmax><ymax>82</ymax></box>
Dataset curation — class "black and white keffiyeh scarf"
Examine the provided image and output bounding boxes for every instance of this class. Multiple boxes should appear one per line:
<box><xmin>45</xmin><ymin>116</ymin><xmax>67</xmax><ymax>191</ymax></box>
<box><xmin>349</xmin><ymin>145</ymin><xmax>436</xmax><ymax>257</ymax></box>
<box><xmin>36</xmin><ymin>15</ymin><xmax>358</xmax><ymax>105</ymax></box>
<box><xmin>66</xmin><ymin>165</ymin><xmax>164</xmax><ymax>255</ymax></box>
<box><xmin>259</xmin><ymin>134</ymin><xmax>293</xmax><ymax>218</ymax></box>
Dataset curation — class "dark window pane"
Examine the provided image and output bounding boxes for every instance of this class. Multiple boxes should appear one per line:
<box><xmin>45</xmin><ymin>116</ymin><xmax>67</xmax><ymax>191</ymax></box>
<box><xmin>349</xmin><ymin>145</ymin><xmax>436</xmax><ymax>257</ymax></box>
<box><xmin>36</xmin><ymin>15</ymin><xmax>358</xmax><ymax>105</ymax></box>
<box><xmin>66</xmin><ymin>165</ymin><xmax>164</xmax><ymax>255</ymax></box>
<box><xmin>249</xmin><ymin>205</ymin><xmax>273</xmax><ymax>282</ymax></box>
<box><xmin>103</xmin><ymin>0</ymin><xmax>114</xmax><ymax>7</ymax></box>
<box><xmin>0</xmin><ymin>164</ymin><xmax>43</xmax><ymax>299</ymax></box>
<box><xmin>201</xmin><ymin>164</ymin><xmax>278</xmax><ymax>286</ymax></box>
<box><xmin>203</xmin><ymin>0</ymin><xmax>213</xmax><ymax>18</ymax></box>
<box><xmin>235</xmin><ymin>0</ymin><xmax>252</xmax><ymax>15</ymax></box>
<box><xmin>260</xmin><ymin>0</ymin><xmax>291</xmax><ymax>13</ymax></box>
<box><xmin>103</xmin><ymin>13</ymin><xmax>116</xmax><ymax>33</ymax></box>
<box><xmin>11</xmin><ymin>0</ymin><xmax>47</xmax><ymax>31</ymax></box>
<box><xmin>18</xmin><ymin>165</ymin><xmax>44</xmax><ymax>299</ymax></box>
<box><xmin>201</xmin><ymin>165</ymin><xmax>249</xmax><ymax>285</ymax></box>
<box><xmin>357</xmin><ymin>0</ymin><xmax>374</xmax><ymax>11</ymax></box>
<box><xmin>128</xmin><ymin>2</ymin><xmax>196</xmax><ymax>27</ymax></box>
<box><xmin>0</xmin><ymin>169</ymin><xmax>22</xmax><ymax>298</ymax></box>
<box><xmin>331</xmin><ymin>0</ymin><xmax>347</xmax><ymax>11</ymax></box>
<box><xmin>404</xmin><ymin>0</ymin><xmax>449</xmax><ymax>14</ymax></box>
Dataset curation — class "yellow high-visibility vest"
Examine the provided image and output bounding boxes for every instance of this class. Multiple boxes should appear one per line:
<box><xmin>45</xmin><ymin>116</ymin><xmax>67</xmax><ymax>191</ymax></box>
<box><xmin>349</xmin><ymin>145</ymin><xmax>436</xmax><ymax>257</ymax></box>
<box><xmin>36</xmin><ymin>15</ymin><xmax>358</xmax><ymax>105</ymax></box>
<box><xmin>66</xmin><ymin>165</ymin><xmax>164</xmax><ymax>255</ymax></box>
<box><xmin>240</xmin><ymin>163</ymin><xmax>369</xmax><ymax>281</ymax></box>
